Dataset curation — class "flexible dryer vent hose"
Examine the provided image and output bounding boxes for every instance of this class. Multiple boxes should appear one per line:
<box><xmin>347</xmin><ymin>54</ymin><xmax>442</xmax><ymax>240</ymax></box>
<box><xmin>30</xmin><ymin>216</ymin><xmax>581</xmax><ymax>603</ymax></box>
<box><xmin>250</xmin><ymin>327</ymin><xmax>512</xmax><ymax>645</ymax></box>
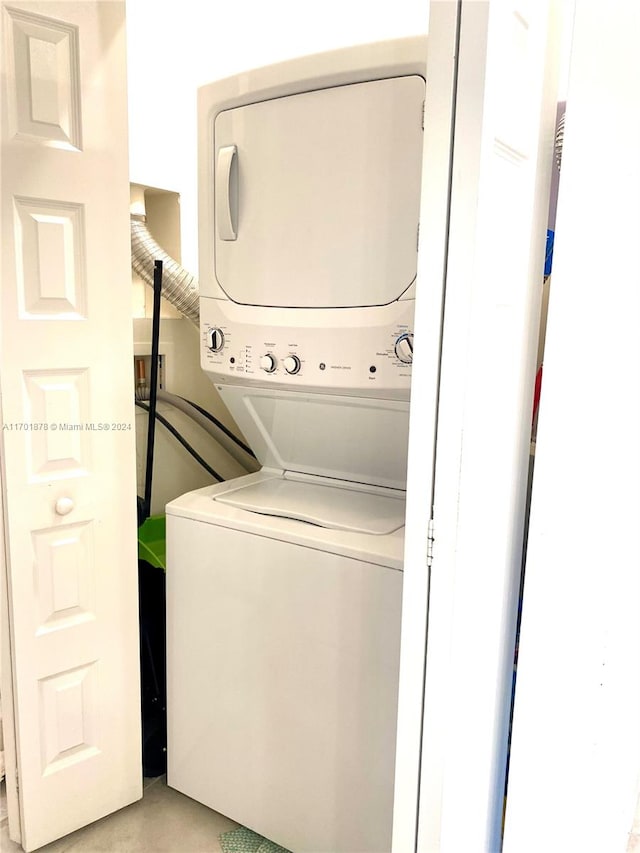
<box><xmin>555</xmin><ymin>111</ymin><xmax>565</xmax><ymax>172</ymax></box>
<box><xmin>131</xmin><ymin>215</ymin><xmax>200</xmax><ymax>325</ymax></box>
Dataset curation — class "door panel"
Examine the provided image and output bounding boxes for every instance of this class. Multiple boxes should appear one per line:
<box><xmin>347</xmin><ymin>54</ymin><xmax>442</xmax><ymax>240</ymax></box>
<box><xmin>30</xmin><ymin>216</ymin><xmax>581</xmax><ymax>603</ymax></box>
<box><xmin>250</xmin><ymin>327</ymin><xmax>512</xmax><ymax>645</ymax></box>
<box><xmin>5</xmin><ymin>6</ymin><xmax>81</xmax><ymax>148</ymax></box>
<box><xmin>0</xmin><ymin>2</ymin><xmax>142</xmax><ymax>850</ymax></box>
<box><xmin>33</xmin><ymin>519</ymin><xmax>95</xmax><ymax>633</ymax></box>
<box><xmin>14</xmin><ymin>197</ymin><xmax>87</xmax><ymax>319</ymax></box>
<box><xmin>402</xmin><ymin>1</ymin><xmax>561</xmax><ymax>850</ymax></box>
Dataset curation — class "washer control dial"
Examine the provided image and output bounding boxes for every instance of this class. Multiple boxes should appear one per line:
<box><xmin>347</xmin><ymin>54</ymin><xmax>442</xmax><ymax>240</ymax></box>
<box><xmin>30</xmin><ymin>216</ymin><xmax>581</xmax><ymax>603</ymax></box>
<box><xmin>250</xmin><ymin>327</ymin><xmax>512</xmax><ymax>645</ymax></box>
<box><xmin>260</xmin><ymin>353</ymin><xmax>277</xmax><ymax>373</ymax></box>
<box><xmin>394</xmin><ymin>333</ymin><xmax>414</xmax><ymax>364</ymax></box>
<box><xmin>283</xmin><ymin>355</ymin><xmax>301</xmax><ymax>375</ymax></box>
<box><xmin>207</xmin><ymin>327</ymin><xmax>225</xmax><ymax>353</ymax></box>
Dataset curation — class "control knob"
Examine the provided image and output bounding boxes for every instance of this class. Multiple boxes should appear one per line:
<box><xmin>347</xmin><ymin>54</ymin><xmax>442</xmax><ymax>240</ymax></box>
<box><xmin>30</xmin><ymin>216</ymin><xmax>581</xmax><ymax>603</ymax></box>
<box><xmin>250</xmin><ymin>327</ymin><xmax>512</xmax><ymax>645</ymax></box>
<box><xmin>283</xmin><ymin>355</ymin><xmax>301</xmax><ymax>375</ymax></box>
<box><xmin>206</xmin><ymin>327</ymin><xmax>225</xmax><ymax>353</ymax></box>
<box><xmin>394</xmin><ymin>333</ymin><xmax>414</xmax><ymax>364</ymax></box>
<box><xmin>260</xmin><ymin>353</ymin><xmax>277</xmax><ymax>373</ymax></box>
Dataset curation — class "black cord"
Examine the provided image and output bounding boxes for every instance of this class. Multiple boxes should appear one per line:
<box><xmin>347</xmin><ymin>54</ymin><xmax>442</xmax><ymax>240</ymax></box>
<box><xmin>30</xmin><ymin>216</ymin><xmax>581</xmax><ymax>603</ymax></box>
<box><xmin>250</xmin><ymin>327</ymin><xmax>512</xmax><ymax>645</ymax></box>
<box><xmin>142</xmin><ymin>260</ymin><xmax>163</xmax><ymax>524</ymax></box>
<box><xmin>136</xmin><ymin>401</ymin><xmax>224</xmax><ymax>482</ymax></box>
<box><xmin>176</xmin><ymin>395</ymin><xmax>257</xmax><ymax>459</ymax></box>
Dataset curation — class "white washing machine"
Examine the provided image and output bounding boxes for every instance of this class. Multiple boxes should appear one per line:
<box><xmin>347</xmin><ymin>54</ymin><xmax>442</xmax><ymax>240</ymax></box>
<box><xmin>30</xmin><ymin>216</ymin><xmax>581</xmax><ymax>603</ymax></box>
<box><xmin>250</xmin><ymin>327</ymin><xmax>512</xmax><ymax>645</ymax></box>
<box><xmin>167</xmin><ymin>36</ymin><xmax>427</xmax><ymax>853</ymax></box>
<box><xmin>167</xmin><ymin>470</ymin><xmax>404</xmax><ymax>853</ymax></box>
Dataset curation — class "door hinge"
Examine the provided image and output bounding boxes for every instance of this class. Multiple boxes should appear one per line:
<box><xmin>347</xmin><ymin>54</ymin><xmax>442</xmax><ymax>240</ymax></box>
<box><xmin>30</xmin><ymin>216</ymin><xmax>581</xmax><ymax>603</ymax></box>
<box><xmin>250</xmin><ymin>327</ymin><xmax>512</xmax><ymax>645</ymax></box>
<box><xmin>421</xmin><ymin>100</ymin><xmax>425</xmax><ymax>130</ymax></box>
<box><xmin>427</xmin><ymin>517</ymin><xmax>435</xmax><ymax>568</ymax></box>
<box><xmin>15</xmin><ymin>766</ymin><xmax>19</xmax><ymax>792</ymax></box>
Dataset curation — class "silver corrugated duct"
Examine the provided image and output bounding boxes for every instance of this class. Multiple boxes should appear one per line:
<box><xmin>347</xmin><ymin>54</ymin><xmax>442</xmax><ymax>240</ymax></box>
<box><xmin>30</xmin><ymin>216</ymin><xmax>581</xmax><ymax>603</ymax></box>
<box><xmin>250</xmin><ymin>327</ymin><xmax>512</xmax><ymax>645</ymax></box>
<box><xmin>555</xmin><ymin>111</ymin><xmax>565</xmax><ymax>172</ymax></box>
<box><xmin>131</xmin><ymin>214</ymin><xmax>200</xmax><ymax>325</ymax></box>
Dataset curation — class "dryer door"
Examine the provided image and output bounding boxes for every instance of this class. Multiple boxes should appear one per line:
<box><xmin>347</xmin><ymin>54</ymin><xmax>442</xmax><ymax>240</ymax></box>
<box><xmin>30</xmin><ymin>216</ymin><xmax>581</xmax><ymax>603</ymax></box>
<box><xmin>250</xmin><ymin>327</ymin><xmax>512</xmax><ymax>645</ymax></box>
<box><xmin>213</xmin><ymin>75</ymin><xmax>425</xmax><ymax>308</ymax></box>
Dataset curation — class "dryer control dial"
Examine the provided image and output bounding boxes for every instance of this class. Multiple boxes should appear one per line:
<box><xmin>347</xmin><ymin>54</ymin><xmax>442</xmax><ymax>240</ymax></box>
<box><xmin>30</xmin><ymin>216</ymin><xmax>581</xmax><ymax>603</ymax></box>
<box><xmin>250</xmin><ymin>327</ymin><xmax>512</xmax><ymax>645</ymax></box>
<box><xmin>207</xmin><ymin>327</ymin><xmax>225</xmax><ymax>352</ymax></box>
<box><xmin>283</xmin><ymin>355</ymin><xmax>301</xmax><ymax>375</ymax></box>
<box><xmin>260</xmin><ymin>353</ymin><xmax>277</xmax><ymax>373</ymax></box>
<box><xmin>394</xmin><ymin>333</ymin><xmax>414</xmax><ymax>364</ymax></box>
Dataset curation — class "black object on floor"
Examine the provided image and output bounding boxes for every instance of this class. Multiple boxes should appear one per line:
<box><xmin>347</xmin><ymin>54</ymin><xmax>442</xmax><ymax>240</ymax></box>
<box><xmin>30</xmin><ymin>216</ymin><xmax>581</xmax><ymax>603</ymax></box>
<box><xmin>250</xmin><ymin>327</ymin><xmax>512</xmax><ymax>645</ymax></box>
<box><xmin>138</xmin><ymin>558</ymin><xmax>167</xmax><ymax>777</ymax></box>
<box><xmin>136</xmin><ymin>259</ymin><xmax>166</xmax><ymax>777</ymax></box>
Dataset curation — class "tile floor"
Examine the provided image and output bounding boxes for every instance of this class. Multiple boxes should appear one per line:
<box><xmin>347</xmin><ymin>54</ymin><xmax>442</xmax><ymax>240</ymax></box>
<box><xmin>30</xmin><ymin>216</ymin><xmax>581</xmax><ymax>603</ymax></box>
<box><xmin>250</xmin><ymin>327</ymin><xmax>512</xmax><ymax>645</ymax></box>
<box><xmin>0</xmin><ymin>775</ymin><xmax>239</xmax><ymax>852</ymax></box>
<box><xmin>3</xmin><ymin>775</ymin><xmax>639</xmax><ymax>851</ymax></box>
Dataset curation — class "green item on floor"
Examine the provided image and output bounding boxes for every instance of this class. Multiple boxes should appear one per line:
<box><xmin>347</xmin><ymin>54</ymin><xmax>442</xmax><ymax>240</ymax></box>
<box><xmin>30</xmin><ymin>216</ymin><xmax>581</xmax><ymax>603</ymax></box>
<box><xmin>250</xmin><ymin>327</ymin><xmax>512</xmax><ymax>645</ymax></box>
<box><xmin>138</xmin><ymin>514</ymin><xmax>166</xmax><ymax>570</ymax></box>
<box><xmin>219</xmin><ymin>826</ymin><xmax>292</xmax><ymax>853</ymax></box>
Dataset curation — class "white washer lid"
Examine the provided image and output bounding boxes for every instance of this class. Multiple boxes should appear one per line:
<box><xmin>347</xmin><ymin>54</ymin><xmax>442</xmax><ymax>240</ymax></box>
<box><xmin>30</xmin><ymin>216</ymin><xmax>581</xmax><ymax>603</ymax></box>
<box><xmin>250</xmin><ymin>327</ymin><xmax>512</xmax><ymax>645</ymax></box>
<box><xmin>216</xmin><ymin>385</ymin><xmax>410</xmax><ymax>491</ymax></box>
<box><xmin>214</xmin><ymin>477</ymin><xmax>405</xmax><ymax>535</ymax></box>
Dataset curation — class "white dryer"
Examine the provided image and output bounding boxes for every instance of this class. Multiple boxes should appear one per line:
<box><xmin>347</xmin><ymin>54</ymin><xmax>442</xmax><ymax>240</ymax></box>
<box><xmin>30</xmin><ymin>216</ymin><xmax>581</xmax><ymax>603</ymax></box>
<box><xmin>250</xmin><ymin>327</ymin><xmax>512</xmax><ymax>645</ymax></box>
<box><xmin>167</xmin><ymin>36</ymin><xmax>426</xmax><ymax>853</ymax></box>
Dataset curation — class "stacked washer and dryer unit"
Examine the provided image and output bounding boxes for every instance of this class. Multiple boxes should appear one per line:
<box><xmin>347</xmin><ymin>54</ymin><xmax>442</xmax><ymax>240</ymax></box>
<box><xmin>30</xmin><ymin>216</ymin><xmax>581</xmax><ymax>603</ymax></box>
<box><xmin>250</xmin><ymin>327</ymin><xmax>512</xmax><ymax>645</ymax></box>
<box><xmin>167</xmin><ymin>37</ymin><xmax>426</xmax><ymax>853</ymax></box>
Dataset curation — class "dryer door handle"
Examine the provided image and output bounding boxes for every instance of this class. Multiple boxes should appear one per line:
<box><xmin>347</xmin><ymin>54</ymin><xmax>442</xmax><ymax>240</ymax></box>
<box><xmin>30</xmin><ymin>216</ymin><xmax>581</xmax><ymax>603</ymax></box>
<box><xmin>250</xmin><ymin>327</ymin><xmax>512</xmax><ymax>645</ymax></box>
<box><xmin>216</xmin><ymin>145</ymin><xmax>238</xmax><ymax>241</ymax></box>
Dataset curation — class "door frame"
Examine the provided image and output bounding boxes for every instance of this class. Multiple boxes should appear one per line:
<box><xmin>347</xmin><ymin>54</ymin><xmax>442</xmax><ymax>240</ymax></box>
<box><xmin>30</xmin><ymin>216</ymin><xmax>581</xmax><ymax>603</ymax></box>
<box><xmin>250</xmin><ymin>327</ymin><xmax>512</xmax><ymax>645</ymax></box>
<box><xmin>392</xmin><ymin>3</ymin><xmax>461</xmax><ymax>851</ymax></box>
<box><xmin>0</xmin><ymin>52</ymin><xmax>20</xmax><ymax>838</ymax></box>
<box><xmin>0</xmin><ymin>440</ymin><xmax>21</xmax><ymax>844</ymax></box>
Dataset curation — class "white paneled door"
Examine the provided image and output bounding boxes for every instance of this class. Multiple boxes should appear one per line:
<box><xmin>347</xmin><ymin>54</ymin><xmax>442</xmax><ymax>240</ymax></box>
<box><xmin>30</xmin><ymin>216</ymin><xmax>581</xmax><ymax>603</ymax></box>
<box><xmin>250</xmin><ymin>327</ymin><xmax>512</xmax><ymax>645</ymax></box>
<box><xmin>393</xmin><ymin>1</ymin><xmax>561</xmax><ymax>851</ymax></box>
<box><xmin>0</xmin><ymin>2</ymin><xmax>142</xmax><ymax>850</ymax></box>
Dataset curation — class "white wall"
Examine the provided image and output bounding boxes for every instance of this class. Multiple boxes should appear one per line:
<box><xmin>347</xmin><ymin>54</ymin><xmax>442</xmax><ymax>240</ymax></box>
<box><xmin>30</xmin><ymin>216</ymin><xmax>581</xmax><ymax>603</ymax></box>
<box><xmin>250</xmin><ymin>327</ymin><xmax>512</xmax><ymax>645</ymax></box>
<box><xmin>126</xmin><ymin>0</ymin><xmax>429</xmax><ymax>274</ymax></box>
<box><xmin>503</xmin><ymin>0</ymin><xmax>640</xmax><ymax>849</ymax></box>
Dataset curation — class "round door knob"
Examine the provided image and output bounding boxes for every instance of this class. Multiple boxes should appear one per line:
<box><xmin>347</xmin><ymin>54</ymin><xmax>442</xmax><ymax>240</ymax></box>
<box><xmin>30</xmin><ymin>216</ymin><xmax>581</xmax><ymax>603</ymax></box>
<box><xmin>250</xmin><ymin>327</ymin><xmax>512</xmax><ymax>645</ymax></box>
<box><xmin>55</xmin><ymin>497</ymin><xmax>74</xmax><ymax>516</ymax></box>
<box><xmin>207</xmin><ymin>327</ymin><xmax>225</xmax><ymax>352</ymax></box>
<box><xmin>260</xmin><ymin>353</ymin><xmax>277</xmax><ymax>373</ymax></box>
<box><xmin>283</xmin><ymin>355</ymin><xmax>301</xmax><ymax>375</ymax></box>
<box><xmin>394</xmin><ymin>333</ymin><xmax>414</xmax><ymax>364</ymax></box>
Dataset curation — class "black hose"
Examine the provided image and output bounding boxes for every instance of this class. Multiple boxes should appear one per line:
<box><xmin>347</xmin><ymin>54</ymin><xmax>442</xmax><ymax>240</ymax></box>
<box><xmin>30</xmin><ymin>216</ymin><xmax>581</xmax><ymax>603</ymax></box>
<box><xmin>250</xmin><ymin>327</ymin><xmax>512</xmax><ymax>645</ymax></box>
<box><xmin>176</xmin><ymin>395</ymin><xmax>257</xmax><ymax>459</ymax></box>
<box><xmin>136</xmin><ymin>402</ymin><xmax>224</xmax><ymax>483</ymax></box>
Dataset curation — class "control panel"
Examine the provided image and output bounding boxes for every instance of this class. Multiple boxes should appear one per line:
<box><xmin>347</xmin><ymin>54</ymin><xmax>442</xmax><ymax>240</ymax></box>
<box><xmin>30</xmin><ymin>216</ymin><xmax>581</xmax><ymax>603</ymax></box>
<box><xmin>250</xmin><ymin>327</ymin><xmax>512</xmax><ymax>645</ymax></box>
<box><xmin>200</xmin><ymin>296</ymin><xmax>415</xmax><ymax>400</ymax></box>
